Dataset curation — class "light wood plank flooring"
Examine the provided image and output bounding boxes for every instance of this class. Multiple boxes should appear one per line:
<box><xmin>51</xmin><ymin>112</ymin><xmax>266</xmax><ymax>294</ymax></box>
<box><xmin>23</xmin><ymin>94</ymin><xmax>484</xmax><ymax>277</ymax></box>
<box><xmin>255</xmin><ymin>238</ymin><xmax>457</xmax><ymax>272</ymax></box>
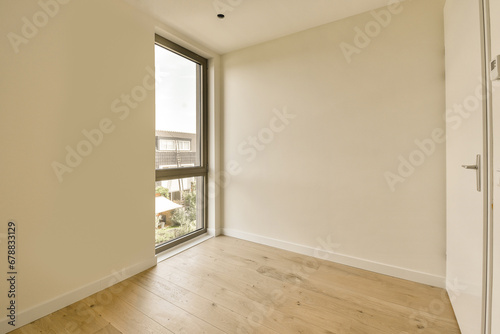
<box><xmin>11</xmin><ymin>236</ymin><xmax>461</xmax><ymax>333</ymax></box>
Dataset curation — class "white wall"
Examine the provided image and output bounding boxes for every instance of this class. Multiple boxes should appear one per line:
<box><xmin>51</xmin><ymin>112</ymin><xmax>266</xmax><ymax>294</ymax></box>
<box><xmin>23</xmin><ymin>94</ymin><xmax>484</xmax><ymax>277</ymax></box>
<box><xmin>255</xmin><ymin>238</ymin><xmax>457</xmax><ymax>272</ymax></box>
<box><xmin>0</xmin><ymin>0</ymin><xmax>220</xmax><ymax>330</ymax></box>
<box><xmin>221</xmin><ymin>0</ymin><xmax>447</xmax><ymax>286</ymax></box>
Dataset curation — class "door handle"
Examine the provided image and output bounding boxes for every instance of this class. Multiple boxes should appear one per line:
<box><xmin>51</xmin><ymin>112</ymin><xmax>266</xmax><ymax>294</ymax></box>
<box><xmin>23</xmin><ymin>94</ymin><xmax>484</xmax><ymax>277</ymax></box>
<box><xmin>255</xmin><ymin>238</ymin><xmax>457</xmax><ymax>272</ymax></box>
<box><xmin>462</xmin><ymin>154</ymin><xmax>481</xmax><ymax>192</ymax></box>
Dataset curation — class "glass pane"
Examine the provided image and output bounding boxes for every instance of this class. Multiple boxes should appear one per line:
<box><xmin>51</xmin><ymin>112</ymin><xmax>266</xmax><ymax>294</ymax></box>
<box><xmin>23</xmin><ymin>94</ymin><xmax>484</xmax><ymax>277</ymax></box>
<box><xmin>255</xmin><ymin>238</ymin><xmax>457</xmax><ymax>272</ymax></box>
<box><xmin>155</xmin><ymin>176</ymin><xmax>204</xmax><ymax>246</ymax></box>
<box><xmin>155</xmin><ymin>44</ymin><xmax>201</xmax><ymax>170</ymax></box>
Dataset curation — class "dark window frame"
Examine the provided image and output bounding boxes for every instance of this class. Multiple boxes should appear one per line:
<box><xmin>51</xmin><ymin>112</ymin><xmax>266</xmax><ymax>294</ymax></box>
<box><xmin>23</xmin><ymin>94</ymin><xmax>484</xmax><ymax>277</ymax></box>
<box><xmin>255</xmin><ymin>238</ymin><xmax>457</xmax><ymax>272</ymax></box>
<box><xmin>154</xmin><ymin>34</ymin><xmax>208</xmax><ymax>254</ymax></box>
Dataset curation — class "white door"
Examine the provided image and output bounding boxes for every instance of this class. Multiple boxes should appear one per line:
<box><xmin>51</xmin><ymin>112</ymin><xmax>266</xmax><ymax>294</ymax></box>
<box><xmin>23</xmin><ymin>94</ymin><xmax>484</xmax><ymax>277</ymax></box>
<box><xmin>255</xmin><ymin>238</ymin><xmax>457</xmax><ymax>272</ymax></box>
<box><xmin>445</xmin><ymin>1</ymin><xmax>488</xmax><ymax>333</ymax></box>
<box><xmin>487</xmin><ymin>0</ymin><xmax>500</xmax><ymax>332</ymax></box>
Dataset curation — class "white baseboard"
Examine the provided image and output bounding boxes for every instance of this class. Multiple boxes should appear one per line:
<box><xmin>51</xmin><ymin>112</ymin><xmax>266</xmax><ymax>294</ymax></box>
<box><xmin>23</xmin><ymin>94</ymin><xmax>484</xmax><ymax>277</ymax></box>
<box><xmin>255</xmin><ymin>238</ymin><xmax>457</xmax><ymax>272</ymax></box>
<box><xmin>1</xmin><ymin>256</ymin><xmax>157</xmax><ymax>334</ymax></box>
<box><xmin>207</xmin><ymin>227</ymin><xmax>222</xmax><ymax>237</ymax></box>
<box><xmin>221</xmin><ymin>228</ymin><xmax>446</xmax><ymax>289</ymax></box>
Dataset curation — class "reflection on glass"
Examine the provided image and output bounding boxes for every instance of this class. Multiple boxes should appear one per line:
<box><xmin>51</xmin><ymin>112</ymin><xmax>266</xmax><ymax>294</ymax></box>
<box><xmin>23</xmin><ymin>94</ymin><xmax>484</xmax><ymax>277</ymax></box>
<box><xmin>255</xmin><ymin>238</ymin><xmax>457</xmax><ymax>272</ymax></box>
<box><xmin>155</xmin><ymin>176</ymin><xmax>204</xmax><ymax>246</ymax></box>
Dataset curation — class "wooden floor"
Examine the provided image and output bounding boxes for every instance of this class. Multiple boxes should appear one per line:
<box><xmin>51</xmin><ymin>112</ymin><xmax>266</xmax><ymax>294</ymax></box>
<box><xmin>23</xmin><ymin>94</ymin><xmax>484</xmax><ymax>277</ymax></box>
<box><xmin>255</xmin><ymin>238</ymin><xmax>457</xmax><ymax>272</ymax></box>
<box><xmin>11</xmin><ymin>236</ymin><xmax>461</xmax><ymax>334</ymax></box>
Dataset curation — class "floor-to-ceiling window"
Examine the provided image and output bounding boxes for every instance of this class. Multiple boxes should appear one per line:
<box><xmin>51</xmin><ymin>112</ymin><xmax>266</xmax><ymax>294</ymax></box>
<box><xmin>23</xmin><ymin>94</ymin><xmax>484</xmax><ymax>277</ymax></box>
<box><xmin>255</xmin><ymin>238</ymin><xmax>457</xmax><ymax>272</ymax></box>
<box><xmin>154</xmin><ymin>35</ymin><xmax>208</xmax><ymax>253</ymax></box>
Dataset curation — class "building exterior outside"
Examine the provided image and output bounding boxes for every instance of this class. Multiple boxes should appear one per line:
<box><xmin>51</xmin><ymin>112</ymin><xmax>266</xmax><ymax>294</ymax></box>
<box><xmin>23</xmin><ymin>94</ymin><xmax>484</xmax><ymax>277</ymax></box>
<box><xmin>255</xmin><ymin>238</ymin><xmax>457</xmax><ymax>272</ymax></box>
<box><xmin>155</xmin><ymin>130</ymin><xmax>200</xmax><ymax>244</ymax></box>
<box><xmin>155</xmin><ymin>130</ymin><xmax>198</xmax><ymax>169</ymax></box>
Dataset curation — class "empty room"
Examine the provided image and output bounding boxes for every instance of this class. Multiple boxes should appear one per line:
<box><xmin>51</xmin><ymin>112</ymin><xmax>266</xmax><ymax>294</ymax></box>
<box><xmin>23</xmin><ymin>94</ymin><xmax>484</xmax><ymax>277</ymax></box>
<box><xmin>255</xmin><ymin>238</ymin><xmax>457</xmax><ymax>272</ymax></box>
<box><xmin>1</xmin><ymin>0</ymin><xmax>499</xmax><ymax>333</ymax></box>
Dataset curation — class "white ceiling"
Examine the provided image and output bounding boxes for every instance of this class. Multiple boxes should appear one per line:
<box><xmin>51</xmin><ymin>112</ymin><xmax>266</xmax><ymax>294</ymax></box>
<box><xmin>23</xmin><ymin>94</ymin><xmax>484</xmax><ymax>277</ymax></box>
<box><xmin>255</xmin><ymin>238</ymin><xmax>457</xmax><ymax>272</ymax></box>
<box><xmin>124</xmin><ymin>0</ymin><xmax>403</xmax><ymax>54</ymax></box>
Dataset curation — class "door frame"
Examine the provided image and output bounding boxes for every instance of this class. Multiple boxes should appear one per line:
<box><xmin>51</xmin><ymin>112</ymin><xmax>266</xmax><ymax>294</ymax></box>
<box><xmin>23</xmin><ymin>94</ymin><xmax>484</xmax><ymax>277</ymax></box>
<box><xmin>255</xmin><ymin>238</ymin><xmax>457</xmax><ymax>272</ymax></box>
<box><xmin>479</xmin><ymin>0</ymin><xmax>493</xmax><ymax>332</ymax></box>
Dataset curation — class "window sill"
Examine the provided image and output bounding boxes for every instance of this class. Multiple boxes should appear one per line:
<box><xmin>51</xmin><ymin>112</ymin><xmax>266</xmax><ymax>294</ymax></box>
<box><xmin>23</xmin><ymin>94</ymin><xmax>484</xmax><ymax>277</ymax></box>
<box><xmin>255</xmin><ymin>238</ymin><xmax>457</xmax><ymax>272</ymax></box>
<box><xmin>156</xmin><ymin>233</ymin><xmax>214</xmax><ymax>264</ymax></box>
